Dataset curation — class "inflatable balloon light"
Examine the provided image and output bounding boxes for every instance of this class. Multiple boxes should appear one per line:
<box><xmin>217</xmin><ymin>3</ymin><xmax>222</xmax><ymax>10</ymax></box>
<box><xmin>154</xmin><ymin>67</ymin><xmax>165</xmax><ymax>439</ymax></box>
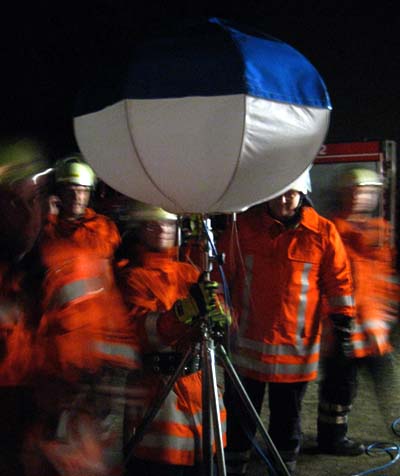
<box><xmin>74</xmin><ymin>17</ymin><xmax>331</xmax><ymax>214</ymax></box>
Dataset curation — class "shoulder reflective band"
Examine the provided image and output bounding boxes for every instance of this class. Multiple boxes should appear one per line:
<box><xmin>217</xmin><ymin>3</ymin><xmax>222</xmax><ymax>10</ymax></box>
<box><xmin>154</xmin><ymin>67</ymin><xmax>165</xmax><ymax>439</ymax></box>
<box><xmin>328</xmin><ymin>295</ymin><xmax>354</xmax><ymax>307</ymax></box>
<box><xmin>47</xmin><ymin>276</ymin><xmax>105</xmax><ymax>310</ymax></box>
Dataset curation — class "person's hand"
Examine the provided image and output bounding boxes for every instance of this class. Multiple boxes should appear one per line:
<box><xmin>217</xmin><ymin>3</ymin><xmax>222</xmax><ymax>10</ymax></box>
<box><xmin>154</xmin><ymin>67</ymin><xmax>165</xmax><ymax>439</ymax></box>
<box><xmin>174</xmin><ymin>278</ymin><xmax>219</xmax><ymax>324</ymax></box>
<box><xmin>207</xmin><ymin>296</ymin><xmax>232</xmax><ymax>328</ymax></box>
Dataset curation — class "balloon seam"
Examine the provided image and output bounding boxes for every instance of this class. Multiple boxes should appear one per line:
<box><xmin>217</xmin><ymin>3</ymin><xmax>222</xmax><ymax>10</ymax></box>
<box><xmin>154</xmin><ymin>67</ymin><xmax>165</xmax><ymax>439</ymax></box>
<box><xmin>210</xmin><ymin>94</ymin><xmax>247</xmax><ymax>210</ymax></box>
<box><xmin>123</xmin><ymin>100</ymin><xmax>185</xmax><ymax>213</ymax></box>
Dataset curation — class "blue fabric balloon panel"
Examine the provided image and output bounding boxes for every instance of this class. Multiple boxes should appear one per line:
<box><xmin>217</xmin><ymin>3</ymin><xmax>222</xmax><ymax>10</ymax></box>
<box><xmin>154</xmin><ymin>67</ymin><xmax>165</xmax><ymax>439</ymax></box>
<box><xmin>74</xmin><ymin>17</ymin><xmax>331</xmax><ymax>214</ymax></box>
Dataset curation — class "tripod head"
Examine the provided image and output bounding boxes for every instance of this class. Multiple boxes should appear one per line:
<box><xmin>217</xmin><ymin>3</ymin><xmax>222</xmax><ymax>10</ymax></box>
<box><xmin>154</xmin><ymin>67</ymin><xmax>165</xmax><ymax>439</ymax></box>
<box><xmin>177</xmin><ymin>213</ymin><xmax>232</xmax><ymax>344</ymax></box>
<box><xmin>178</xmin><ymin>213</ymin><xmax>227</xmax><ymax>273</ymax></box>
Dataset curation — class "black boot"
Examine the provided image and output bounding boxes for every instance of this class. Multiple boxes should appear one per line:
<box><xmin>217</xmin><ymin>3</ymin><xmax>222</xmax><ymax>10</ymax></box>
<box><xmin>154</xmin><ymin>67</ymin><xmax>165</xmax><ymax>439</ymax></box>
<box><xmin>225</xmin><ymin>449</ymin><xmax>251</xmax><ymax>475</ymax></box>
<box><xmin>317</xmin><ymin>412</ymin><xmax>364</xmax><ymax>457</ymax></box>
<box><xmin>318</xmin><ymin>436</ymin><xmax>365</xmax><ymax>456</ymax></box>
<box><xmin>279</xmin><ymin>449</ymin><xmax>298</xmax><ymax>475</ymax></box>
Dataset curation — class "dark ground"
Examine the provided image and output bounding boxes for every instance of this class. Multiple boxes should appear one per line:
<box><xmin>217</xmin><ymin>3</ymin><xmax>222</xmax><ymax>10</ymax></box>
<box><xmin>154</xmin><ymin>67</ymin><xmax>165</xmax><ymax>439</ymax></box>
<box><xmin>106</xmin><ymin>330</ymin><xmax>400</xmax><ymax>476</ymax></box>
<box><xmin>248</xmin><ymin>349</ymin><xmax>400</xmax><ymax>476</ymax></box>
<box><xmin>10</xmin><ymin>334</ymin><xmax>400</xmax><ymax>476</ymax></box>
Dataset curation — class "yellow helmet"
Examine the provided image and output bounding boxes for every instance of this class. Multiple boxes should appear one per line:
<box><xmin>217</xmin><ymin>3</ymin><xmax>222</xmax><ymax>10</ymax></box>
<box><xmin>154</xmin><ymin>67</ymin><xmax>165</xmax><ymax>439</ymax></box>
<box><xmin>0</xmin><ymin>138</ymin><xmax>49</xmax><ymax>186</ymax></box>
<box><xmin>55</xmin><ymin>155</ymin><xmax>96</xmax><ymax>188</ymax></box>
<box><xmin>340</xmin><ymin>168</ymin><xmax>383</xmax><ymax>188</ymax></box>
<box><xmin>125</xmin><ymin>200</ymin><xmax>178</xmax><ymax>222</ymax></box>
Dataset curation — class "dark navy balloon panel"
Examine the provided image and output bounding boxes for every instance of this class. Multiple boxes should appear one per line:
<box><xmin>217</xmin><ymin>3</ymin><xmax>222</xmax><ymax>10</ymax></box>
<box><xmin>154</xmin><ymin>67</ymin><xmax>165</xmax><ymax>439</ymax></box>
<box><xmin>123</xmin><ymin>20</ymin><xmax>244</xmax><ymax>100</ymax></box>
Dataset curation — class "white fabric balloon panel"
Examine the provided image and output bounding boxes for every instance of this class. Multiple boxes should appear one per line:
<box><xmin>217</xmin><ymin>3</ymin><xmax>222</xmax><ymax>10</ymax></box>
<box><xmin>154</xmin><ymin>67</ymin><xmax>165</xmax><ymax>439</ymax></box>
<box><xmin>74</xmin><ymin>18</ymin><xmax>331</xmax><ymax>214</ymax></box>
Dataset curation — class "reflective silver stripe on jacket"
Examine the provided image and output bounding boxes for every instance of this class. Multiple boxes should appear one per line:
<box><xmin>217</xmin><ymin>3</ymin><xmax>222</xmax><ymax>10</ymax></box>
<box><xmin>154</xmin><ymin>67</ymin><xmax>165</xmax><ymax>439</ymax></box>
<box><xmin>328</xmin><ymin>295</ymin><xmax>354</xmax><ymax>308</ymax></box>
<box><xmin>239</xmin><ymin>255</ymin><xmax>254</xmax><ymax>335</ymax></box>
<box><xmin>138</xmin><ymin>389</ymin><xmax>226</xmax><ymax>452</ymax></box>
<box><xmin>296</xmin><ymin>262</ymin><xmax>312</xmax><ymax>349</ymax></box>
<box><xmin>354</xmin><ymin>320</ymin><xmax>391</xmax><ymax>333</ymax></box>
<box><xmin>47</xmin><ymin>276</ymin><xmax>105</xmax><ymax>310</ymax></box>
<box><xmin>353</xmin><ymin>335</ymin><xmax>388</xmax><ymax>350</ymax></box>
<box><xmin>94</xmin><ymin>341</ymin><xmax>142</xmax><ymax>366</ymax></box>
<box><xmin>141</xmin><ymin>432</ymin><xmax>196</xmax><ymax>451</ymax></box>
<box><xmin>144</xmin><ymin>312</ymin><xmax>173</xmax><ymax>351</ymax></box>
<box><xmin>139</xmin><ymin>391</ymin><xmax>198</xmax><ymax>452</ymax></box>
<box><xmin>236</xmin><ymin>336</ymin><xmax>320</xmax><ymax>356</ymax></box>
<box><xmin>232</xmin><ymin>353</ymin><xmax>319</xmax><ymax>376</ymax></box>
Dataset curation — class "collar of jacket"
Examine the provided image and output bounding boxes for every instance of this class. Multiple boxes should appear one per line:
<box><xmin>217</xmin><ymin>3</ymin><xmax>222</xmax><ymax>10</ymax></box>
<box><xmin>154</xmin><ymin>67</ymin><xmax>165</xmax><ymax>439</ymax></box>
<box><xmin>44</xmin><ymin>208</ymin><xmax>99</xmax><ymax>240</ymax></box>
<box><xmin>299</xmin><ymin>206</ymin><xmax>321</xmax><ymax>233</ymax></box>
<box><xmin>47</xmin><ymin>207</ymin><xmax>97</xmax><ymax>226</ymax></box>
<box><xmin>139</xmin><ymin>246</ymin><xmax>180</xmax><ymax>269</ymax></box>
<box><xmin>261</xmin><ymin>205</ymin><xmax>321</xmax><ymax>234</ymax></box>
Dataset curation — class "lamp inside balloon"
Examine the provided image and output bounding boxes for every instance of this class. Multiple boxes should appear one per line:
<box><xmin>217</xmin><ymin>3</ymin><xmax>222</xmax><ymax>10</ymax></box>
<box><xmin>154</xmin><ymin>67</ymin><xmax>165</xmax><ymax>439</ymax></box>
<box><xmin>73</xmin><ymin>17</ymin><xmax>331</xmax><ymax>214</ymax></box>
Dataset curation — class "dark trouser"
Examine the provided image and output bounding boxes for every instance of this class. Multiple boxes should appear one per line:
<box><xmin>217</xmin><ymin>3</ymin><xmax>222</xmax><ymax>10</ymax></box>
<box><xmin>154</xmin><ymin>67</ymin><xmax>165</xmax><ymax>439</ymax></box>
<box><xmin>318</xmin><ymin>356</ymin><xmax>357</xmax><ymax>445</ymax></box>
<box><xmin>125</xmin><ymin>457</ymin><xmax>207</xmax><ymax>476</ymax></box>
<box><xmin>361</xmin><ymin>353</ymin><xmax>397</xmax><ymax>415</ymax></box>
<box><xmin>0</xmin><ymin>387</ymin><xmax>37</xmax><ymax>476</ymax></box>
<box><xmin>318</xmin><ymin>353</ymin><xmax>395</xmax><ymax>445</ymax></box>
<box><xmin>223</xmin><ymin>373</ymin><xmax>308</xmax><ymax>471</ymax></box>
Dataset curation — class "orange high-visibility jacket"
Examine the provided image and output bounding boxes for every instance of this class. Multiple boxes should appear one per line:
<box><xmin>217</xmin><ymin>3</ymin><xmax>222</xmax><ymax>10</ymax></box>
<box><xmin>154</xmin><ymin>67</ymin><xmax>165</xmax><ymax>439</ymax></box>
<box><xmin>0</xmin><ymin>262</ymin><xmax>37</xmax><ymax>385</ymax></box>
<box><xmin>120</xmin><ymin>247</ymin><xmax>227</xmax><ymax>466</ymax></box>
<box><xmin>217</xmin><ymin>205</ymin><xmax>355</xmax><ymax>383</ymax></box>
<box><xmin>330</xmin><ymin>216</ymin><xmax>399</xmax><ymax>358</ymax></box>
<box><xmin>37</xmin><ymin>208</ymin><xmax>141</xmax><ymax>381</ymax></box>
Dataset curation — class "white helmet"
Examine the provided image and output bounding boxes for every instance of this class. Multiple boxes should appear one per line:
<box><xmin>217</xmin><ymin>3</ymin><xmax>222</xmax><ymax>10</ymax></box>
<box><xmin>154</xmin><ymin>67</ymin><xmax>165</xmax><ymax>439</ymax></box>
<box><xmin>286</xmin><ymin>166</ymin><xmax>312</xmax><ymax>195</ymax></box>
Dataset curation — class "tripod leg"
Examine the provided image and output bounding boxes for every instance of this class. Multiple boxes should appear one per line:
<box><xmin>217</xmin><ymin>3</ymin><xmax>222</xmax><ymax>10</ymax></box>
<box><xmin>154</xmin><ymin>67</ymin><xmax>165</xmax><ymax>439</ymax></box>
<box><xmin>216</xmin><ymin>343</ymin><xmax>292</xmax><ymax>476</ymax></box>
<box><xmin>201</xmin><ymin>336</ymin><xmax>213</xmax><ymax>476</ymax></box>
<box><xmin>124</xmin><ymin>345</ymin><xmax>196</xmax><ymax>465</ymax></box>
<box><xmin>202</xmin><ymin>334</ymin><xmax>227</xmax><ymax>476</ymax></box>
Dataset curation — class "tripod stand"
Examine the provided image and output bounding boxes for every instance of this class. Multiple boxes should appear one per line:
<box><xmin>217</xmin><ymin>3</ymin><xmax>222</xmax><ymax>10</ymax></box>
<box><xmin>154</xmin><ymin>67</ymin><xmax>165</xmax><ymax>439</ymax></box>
<box><xmin>124</xmin><ymin>215</ymin><xmax>291</xmax><ymax>476</ymax></box>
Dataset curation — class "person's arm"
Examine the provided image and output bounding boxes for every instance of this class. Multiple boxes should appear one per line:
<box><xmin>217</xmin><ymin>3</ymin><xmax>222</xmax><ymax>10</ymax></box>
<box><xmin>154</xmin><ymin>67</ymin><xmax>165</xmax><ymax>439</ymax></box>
<box><xmin>320</xmin><ymin>221</ymin><xmax>356</xmax><ymax>358</ymax></box>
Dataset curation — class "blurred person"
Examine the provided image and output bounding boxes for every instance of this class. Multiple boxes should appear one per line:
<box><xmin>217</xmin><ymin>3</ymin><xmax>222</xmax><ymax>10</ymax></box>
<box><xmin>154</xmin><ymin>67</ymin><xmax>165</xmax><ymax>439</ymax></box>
<box><xmin>217</xmin><ymin>168</ymin><xmax>356</xmax><ymax>475</ymax></box>
<box><xmin>0</xmin><ymin>138</ymin><xmax>52</xmax><ymax>475</ymax></box>
<box><xmin>48</xmin><ymin>194</ymin><xmax>60</xmax><ymax>215</ymax></box>
<box><xmin>92</xmin><ymin>180</ymin><xmax>134</xmax><ymax>236</ymax></box>
<box><xmin>317</xmin><ymin>168</ymin><xmax>399</xmax><ymax>454</ymax></box>
<box><xmin>28</xmin><ymin>155</ymin><xmax>142</xmax><ymax>476</ymax></box>
<box><xmin>118</xmin><ymin>202</ymin><xmax>230</xmax><ymax>476</ymax></box>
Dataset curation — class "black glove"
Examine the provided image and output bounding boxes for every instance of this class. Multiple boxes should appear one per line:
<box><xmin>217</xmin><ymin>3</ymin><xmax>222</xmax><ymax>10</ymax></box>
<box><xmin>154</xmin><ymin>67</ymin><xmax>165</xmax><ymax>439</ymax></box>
<box><xmin>330</xmin><ymin>313</ymin><xmax>354</xmax><ymax>359</ymax></box>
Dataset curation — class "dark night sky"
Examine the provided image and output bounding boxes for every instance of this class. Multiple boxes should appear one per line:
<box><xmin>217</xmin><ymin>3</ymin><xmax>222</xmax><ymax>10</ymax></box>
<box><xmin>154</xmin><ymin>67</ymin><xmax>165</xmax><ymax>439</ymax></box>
<box><xmin>1</xmin><ymin>3</ymin><xmax>399</xmax><ymax>159</ymax></box>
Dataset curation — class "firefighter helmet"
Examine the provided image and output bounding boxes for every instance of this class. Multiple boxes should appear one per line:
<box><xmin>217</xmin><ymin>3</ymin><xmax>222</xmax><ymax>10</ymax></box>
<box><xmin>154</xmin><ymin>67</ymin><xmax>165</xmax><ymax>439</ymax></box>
<box><xmin>286</xmin><ymin>167</ymin><xmax>312</xmax><ymax>195</ymax></box>
<box><xmin>55</xmin><ymin>155</ymin><xmax>96</xmax><ymax>188</ymax></box>
<box><xmin>0</xmin><ymin>138</ymin><xmax>49</xmax><ymax>185</ymax></box>
<box><xmin>125</xmin><ymin>200</ymin><xmax>178</xmax><ymax>222</ymax></box>
<box><xmin>0</xmin><ymin>139</ymin><xmax>51</xmax><ymax>260</ymax></box>
<box><xmin>340</xmin><ymin>168</ymin><xmax>383</xmax><ymax>188</ymax></box>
